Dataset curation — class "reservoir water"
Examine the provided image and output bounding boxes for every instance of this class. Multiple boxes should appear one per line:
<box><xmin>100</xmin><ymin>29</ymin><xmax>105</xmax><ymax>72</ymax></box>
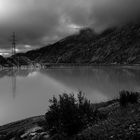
<box><xmin>0</xmin><ymin>66</ymin><xmax>140</xmax><ymax>126</ymax></box>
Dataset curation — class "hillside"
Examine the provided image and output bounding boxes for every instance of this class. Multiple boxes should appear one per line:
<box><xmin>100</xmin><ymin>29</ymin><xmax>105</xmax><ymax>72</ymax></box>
<box><xmin>2</xmin><ymin>21</ymin><xmax>140</xmax><ymax>66</ymax></box>
<box><xmin>18</xmin><ymin>28</ymin><xmax>116</xmax><ymax>64</ymax></box>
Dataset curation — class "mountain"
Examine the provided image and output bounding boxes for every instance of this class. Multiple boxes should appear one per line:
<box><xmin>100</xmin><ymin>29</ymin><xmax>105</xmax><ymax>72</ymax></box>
<box><xmin>3</xmin><ymin>21</ymin><xmax>140</xmax><ymax>66</ymax></box>
<box><xmin>11</xmin><ymin>28</ymin><xmax>116</xmax><ymax>64</ymax></box>
<box><xmin>0</xmin><ymin>55</ymin><xmax>11</xmax><ymax>67</ymax></box>
<box><xmin>6</xmin><ymin>54</ymin><xmax>32</xmax><ymax>66</ymax></box>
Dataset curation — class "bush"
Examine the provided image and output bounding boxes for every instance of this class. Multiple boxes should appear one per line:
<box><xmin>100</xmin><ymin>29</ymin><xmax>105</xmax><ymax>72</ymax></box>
<box><xmin>119</xmin><ymin>90</ymin><xmax>139</xmax><ymax>106</ymax></box>
<box><xmin>45</xmin><ymin>92</ymin><xmax>103</xmax><ymax>136</ymax></box>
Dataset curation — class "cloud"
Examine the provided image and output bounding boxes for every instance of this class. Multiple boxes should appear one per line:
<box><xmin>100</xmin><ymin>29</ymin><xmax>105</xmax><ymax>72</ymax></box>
<box><xmin>90</xmin><ymin>0</ymin><xmax>140</xmax><ymax>31</ymax></box>
<box><xmin>0</xmin><ymin>0</ymin><xmax>140</xmax><ymax>53</ymax></box>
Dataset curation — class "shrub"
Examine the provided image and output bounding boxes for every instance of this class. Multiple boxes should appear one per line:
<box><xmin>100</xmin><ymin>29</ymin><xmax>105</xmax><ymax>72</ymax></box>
<box><xmin>45</xmin><ymin>92</ymin><xmax>104</xmax><ymax>136</ymax></box>
<box><xmin>119</xmin><ymin>90</ymin><xmax>139</xmax><ymax>106</ymax></box>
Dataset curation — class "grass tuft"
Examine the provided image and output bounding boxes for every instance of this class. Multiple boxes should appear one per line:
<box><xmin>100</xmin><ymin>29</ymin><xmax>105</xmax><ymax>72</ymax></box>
<box><xmin>119</xmin><ymin>90</ymin><xmax>139</xmax><ymax>107</ymax></box>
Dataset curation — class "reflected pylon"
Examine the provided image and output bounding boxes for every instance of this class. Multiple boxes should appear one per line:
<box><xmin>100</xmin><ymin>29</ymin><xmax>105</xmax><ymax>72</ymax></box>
<box><xmin>11</xmin><ymin>69</ymin><xmax>17</xmax><ymax>99</ymax></box>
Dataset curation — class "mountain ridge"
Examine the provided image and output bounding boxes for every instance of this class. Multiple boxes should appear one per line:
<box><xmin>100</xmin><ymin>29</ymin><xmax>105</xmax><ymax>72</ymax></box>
<box><xmin>1</xmin><ymin>22</ymin><xmax>140</xmax><ymax>67</ymax></box>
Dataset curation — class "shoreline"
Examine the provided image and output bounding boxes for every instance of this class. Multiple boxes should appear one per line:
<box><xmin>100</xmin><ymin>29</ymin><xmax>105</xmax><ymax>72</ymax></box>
<box><xmin>0</xmin><ymin>95</ymin><xmax>140</xmax><ymax>139</ymax></box>
<box><xmin>0</xmin><ymin>99</ymin><xmax>117</xmax><ymax>133</ymax></box>
<box><xmin>0</xmin><ymin>63</ymin><xmax>140</xmax><ymax>71</ymax></box>
<box><xmin>0</xmin><ymin>99</ymin><xmax>117</xmax><ymax>128</ymax></box>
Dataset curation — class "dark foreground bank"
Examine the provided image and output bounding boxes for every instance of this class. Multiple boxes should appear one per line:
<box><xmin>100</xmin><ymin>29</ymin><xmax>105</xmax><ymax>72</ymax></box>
<box><xmin>0</xmin><ymin>91</ymin><xmax>140</xmax><ymax>140</ymax></box>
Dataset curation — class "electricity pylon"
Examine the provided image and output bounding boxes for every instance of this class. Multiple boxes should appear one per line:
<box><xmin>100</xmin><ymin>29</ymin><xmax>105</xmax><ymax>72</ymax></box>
<box><xmin>10</xmin><ymin>32</ymin><xmax>17</xmax><ymax>98</ymax></box>
<box><xmin>11</xmin><ymin>32</ymin><xmax>17</xmax><ymax>56</ymax></box>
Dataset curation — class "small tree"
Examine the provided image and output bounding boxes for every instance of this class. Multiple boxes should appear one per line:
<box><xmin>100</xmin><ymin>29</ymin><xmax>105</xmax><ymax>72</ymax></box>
<box><xmin>45</xmin><ymin>92</ymin><xmax>98</xmax><ymax>136</ymax></box>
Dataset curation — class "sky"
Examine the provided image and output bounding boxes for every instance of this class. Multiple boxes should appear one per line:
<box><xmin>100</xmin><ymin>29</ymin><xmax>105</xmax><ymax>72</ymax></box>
<box><xmin>0</xmin><ymin>0</ymin><xmax>140</xmax><ymax>56</ymax></box>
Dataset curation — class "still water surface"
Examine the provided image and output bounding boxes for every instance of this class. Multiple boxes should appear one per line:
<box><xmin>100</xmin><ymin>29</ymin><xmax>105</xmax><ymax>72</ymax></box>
<box><xmin>0</xmin><ymin>66</ymin><xmax>140</xmax><ymax>126</ymax></box>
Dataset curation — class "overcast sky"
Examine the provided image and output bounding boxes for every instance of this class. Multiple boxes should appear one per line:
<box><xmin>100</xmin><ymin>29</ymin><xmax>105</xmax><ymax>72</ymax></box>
<box><xmin>0</xmin><ymin>0</ymin><xmax>140</xmax><ymax>56</ymax></box>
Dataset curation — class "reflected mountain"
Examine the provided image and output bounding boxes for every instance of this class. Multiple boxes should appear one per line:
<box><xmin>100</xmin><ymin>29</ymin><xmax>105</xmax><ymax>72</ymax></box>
<box><xmin>0</xmin><ymin>69</ymin><xmax>35</xmax><ymax>78</ymax></box>
<box><xmin>0</xmin><ymin>67</ymin><xmax>140</xmax><ymax>102</ymax></box>
<box><xmin>40</xmin><ymin>67</ymin><xmax>140</xmax><ymax>101</ymax></box>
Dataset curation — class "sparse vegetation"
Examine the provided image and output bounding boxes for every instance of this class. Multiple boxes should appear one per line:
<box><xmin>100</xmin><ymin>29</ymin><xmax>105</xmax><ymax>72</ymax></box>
<box><xmin>119</xmin><ymin>90</ymin><xmax>139</xmax><ymax>106</ymax></box>
<box><xmin>45</xmin><ymin>92</ymin><xmax>107</xmax><ymax>137</ymax></box>
<box><xmin>1</xmin><ymin>90</ymin><xmax>140</xmax><ymax>140</ymax></box>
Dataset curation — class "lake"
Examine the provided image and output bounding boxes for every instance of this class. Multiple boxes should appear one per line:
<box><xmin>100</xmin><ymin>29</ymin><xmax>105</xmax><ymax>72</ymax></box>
<box><xmin>0</xmin><ymin>66</ymin><xmax>140</xmax><ymax>126</ymax></box>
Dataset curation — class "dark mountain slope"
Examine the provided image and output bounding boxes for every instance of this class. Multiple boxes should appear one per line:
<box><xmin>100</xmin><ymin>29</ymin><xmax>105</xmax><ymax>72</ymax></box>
<box><xmin>8</xmin><ymin>21</ymin><xmax>140</xmax><ymax>65</ymax></box>
<box><xmin>89</xmin><ymin>23</ymin><xmax>140</xmax><ymax>64</ymax></box>
<box><xmin>0</xmin><ymin>55</ymin><xmax>11</xmax><ymax>67</ymax></box>
<box><xmin>21</xmin><ymin>28</ymin><xmax>116</xmax><ymax>64</ymax></box>
<box><xmin>6</xmin><ymin>54</ymin><xmax>33</xmax><ymax>67</ymax></box>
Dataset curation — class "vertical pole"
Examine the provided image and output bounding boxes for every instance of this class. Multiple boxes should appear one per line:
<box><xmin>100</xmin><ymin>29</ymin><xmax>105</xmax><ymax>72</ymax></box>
<box><xmin>12</xmin><ymin>70</ymin><xmax>16</xmax><ymax>98</ymax></box>
<box><xmin>11</xmin><ymin>32</ymin><xmax>16</xmax><ymax>56</ymax></box>
<box><xmin>11</xmin><ymin>32</ymin><xmax>17</xmax><ymax>98</ymax></box>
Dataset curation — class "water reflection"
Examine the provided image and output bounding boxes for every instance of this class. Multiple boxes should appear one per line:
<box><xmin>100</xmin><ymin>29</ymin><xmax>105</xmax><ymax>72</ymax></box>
<box><xmin>40</xmin><ymin>66</ymin><xmax>140</xmax><ymax>101</ymax></box>
<box><xmin>0</xmin><ymin>66</ymin><xmax>140</xmax><ymax>100</ymax></box>
<box><xmin>0</xmin><ymin>68</ymin><xmax>36</xmax><ymax>99</ymax></box>
<box><xmin>11</xmin><ymin>70</ymin><xmax>16</xmax><ymax>98</ymax></box>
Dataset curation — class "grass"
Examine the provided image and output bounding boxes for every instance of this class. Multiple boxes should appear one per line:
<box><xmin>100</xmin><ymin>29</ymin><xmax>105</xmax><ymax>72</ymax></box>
<box><xmin>74</xmin><ymin>103</ymin><xmax>140</xmax><ymax>140</ymax></box>
<box><xmin>119</xmin><ymin>90</ymin><xmax>139</xmax><ymax>107</ymax></box>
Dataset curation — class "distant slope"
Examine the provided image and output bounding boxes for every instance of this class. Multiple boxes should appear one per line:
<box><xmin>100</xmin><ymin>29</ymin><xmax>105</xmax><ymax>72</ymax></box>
<box><xmin>18</xmin><ymin>28</ymin><xmax>116</xmax><ymax>64</ymax></box>
<box><xmin>0</xmin><ymin>55</ymin><xmax>11</xmax><ymax>67</ymax></box>
<box><xmin>4</xmin><ymin>21</ymin><xmax>140</xmax><ymax>66</ymax></box>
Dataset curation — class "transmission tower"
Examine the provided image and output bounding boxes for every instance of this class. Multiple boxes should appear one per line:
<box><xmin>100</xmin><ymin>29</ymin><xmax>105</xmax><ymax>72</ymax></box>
<box><xmin>11</xmin><ymin>32</ymin><xmax>17</xmax><ymax>56</ymax></box>
<box><xmin>10</xmin><ymin>32</ymin><xmax>17</xmax><ymax>98</ymax></box>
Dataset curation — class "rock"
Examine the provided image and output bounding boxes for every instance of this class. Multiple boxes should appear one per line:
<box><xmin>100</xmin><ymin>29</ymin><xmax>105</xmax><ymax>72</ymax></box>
<box><xmin>21</xmin><ymin>132</ymin><xmax>29</xmax><ymax>139</ymax></box>
<box><xmin>21</xmin><ymin>126</ymin><xmax>43</xmax><ymax>138</ymax></box>
<box><xmin>30</xmin><ymin>132</ymin><xmax>37</xmax><ymax>137</ymax></box>
<box><xmin>31</xmin><ymin>134</ymin><xmax>40</xmax><ymax>140</ymax></box>
<box><xmin>110</xmin><ymin>135</ymin><xmax>114</xmax><ymax>138</ymax></box>
<box><xmin>40</xmin><ymin>132</ymin><xmax>49</xmax><ymax>140</ymax></box>
<box><xmin>42</xmin><ymin>135</ymin><xmax>49</xmax><ymax>140</ymax></box>
<box><xmin>27</xmin><ymin>126</ymin><xmax>43</xmax><ymax>133</ymax></box>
